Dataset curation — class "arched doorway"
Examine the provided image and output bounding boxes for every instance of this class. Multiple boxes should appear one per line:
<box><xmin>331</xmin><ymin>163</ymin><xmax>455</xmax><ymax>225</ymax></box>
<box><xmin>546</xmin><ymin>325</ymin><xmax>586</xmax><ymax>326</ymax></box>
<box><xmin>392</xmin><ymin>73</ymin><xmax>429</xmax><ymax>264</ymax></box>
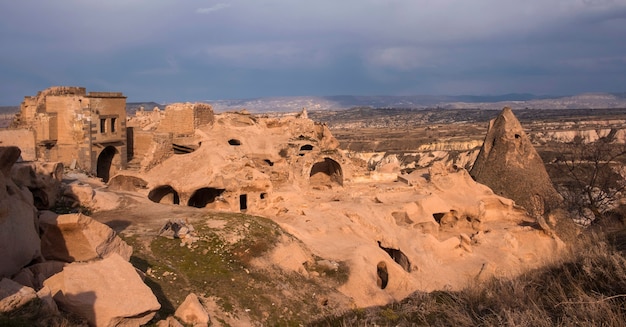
<box><xmin>310</xmin><ymin>157</ymin><xmax>343</xmax><ymax>187</ymax></box>
<box><xmin>97</xmin><ymin>146</ymin><xmax>119</xmax><ymax>183</ymax></box>
<box><xmin>148</xmin><ymin>185</ymin><xmax>180</xmax><ymax>205</ymax></box>
<box><xmin>187</xmin><ymin>187</ymin><xmax>225</xmax><ymax>208</ymax></box>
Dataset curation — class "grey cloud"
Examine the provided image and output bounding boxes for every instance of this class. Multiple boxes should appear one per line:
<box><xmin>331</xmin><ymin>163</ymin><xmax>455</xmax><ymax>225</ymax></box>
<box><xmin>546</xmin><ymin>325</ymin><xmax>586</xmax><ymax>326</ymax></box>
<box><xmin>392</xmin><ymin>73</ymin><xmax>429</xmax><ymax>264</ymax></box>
<box><xmin>1</xmin><ymin>0</ymin><xmax>626</xmax><ymax>104</ymax></box>
<box><xmin>196</xmin><ymin>3</ymin><xmax>231</xmax><ymax>14</ymax></box>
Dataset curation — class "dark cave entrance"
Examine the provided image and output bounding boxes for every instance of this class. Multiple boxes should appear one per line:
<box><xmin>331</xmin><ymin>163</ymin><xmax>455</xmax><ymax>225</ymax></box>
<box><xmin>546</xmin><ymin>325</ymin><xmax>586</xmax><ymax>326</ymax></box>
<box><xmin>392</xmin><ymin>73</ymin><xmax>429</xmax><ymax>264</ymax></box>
<box><xmin>148</xmin><ymin>185</ymin><xmax>180</xmax><ymax>205</ymax></box>
<box><xmin>309</xmin><ymin>157</ymin><xmax>343</xmax><ymax>186</ymax></box>
<box><xmin>240</xmin><ymin>194</ymin><xmax>248</xmax><ymax>211</ymax></box>
<box><xmin>96</xmin><ymin>146</ymin><xmax>119</xmax><ymax>183</ymax></box>
<box><xmin>187</xmin><ymin>187</ymin><xmax>225</xmax><ymax>208</ymax></box>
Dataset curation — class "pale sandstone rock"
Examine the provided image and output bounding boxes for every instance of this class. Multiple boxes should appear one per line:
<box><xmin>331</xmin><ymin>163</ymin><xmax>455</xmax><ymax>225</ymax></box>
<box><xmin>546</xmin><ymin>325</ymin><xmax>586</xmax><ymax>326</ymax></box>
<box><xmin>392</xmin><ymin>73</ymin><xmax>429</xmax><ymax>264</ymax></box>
<box><xmin>39</xmin><ymin>211</ymin><xmax>132</xmax><ymax>263</ymax></box>
<box><xmin>62</xmin><ymin>182</ymin><xmax>95</xmax><ymax>207</ymax></box>
<box><xmin>0</xmin><ymin>147</ymin><xmax>21</xmax><ymax>175</ymax></box>
<box><xmin>156</xmin><ymin>316</ymin><xmax>184</xmax><ymax>327</ymax></box>
<box><xmin>11</xmin><ymin>161</ymin><xmax>63</xmax><ymax>209</ymax></box>
<box><xmin>12</xmin><ymin>261</ymin><xmax>67</xmax><ymax>290</ymax></box>
<box><xmin>43</xmin><ymin>254</ymin><xmax>160</xmax><ymax>327</ymax></box>
<box><xmin>0</xmin><ymin>147</ymin><xmax>41</xmax><ymax>278</ymax></box>
<box><xmin>0</xmin><ymin>278</ymin><xmax>37</xmax><ymax>313</ymax></box>
<box><xmin>174</xmin><ymin>293</ymin><xmax>210</xmax><ymax>326</ymax></box>
<box><xmin>36</xmin><ymin>285</ymin><xmax>59</xmax><ymax>314</ymax></box>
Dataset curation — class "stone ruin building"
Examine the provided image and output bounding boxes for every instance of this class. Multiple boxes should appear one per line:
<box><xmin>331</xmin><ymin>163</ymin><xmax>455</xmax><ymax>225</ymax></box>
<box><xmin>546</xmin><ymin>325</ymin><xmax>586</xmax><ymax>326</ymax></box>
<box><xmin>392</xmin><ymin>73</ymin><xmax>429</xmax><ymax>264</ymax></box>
<box><xmin>0</xmin><ymin>86</ymin><xmax>351</xmax><ymax>214</ymax></box>
<box><xmin>6</xmin><ymin>86</ymin><xmax>127</xmax><ymax>182</ymax></box>
<box><xmin>115</xmin><ymin>104</ymin><xmax>350</xmax><ymax>213</ymax></box>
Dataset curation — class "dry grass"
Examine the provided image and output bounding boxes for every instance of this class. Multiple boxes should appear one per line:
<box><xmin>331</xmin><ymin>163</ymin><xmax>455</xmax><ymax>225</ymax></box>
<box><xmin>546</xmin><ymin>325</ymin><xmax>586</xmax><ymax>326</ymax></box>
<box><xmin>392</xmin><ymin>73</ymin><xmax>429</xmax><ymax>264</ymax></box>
<box><xmin>312</xmin><ymin>227</ymin><xmax>626</xmax><ymax>327</ymax></box>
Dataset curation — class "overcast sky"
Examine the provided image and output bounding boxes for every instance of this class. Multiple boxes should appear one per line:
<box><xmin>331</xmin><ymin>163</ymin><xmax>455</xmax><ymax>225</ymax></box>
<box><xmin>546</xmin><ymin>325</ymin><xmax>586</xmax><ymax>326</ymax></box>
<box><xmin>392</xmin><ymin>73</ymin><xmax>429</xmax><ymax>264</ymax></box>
<box><xmin>1</xmin><ymin>0</ymin><xmax>625</xmax><ymax>105</ymax></box>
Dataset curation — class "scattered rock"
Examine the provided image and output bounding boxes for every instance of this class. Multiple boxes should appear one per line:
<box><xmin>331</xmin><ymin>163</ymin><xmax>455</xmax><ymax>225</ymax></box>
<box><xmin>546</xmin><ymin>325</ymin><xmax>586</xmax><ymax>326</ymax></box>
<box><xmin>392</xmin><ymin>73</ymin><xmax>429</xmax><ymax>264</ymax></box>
<box><xmin>12</xmin><ymin>261</ymin><xmax>67</xmax><ymax>290</ymax></box>
<box><xmin>11</xmin><ymin>161</ymin><xmax>63</xmax><ymax>209</ymax></box>
<box><xmin>43</xmin><ymin>254</ymin><xmax>160</xmax><ymax>327</ymax></box>
<box><xmin>158</xmin><ymin>219</ymin><xmax>199</xmax><ymax>245</ymax></box>
<box><xmin>39</xmin><ymin>211</ymin><xmax>132</xmax><ymax>263</ymax></box>
<box><xmin>0</xmin><ymin>278</ymin><xmax>37</xmax><ymax>313</ymax></box>
<box><xmin>174</xmin><ymin>293</ymin><xmax>210</xmax><ymax>326</ymax></box>
<box><xmin>61</xmin><ymin>182</ymin><xmax>95</xmax><ymax>207</ymax></box>
<box><xmin>156</xmin><ymin>316</ymin><xmax>185</xmax><ymax>327</ymax></box>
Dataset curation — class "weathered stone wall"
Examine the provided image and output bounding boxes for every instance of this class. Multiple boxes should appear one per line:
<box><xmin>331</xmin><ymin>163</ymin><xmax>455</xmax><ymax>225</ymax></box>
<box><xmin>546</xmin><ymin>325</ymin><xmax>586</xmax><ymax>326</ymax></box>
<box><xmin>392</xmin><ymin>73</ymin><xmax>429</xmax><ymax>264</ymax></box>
<box><xmin>44</xmin><ymin>95</ymin><xmax>84</xmax><ymax>146</ymax></box>
<box><xmin>0</xmin><ymin>129</ymin><xmax>36</xmax><ymax>161</ymax></box>
<box><xmin>89</xmin><ymin>96</ymin><xmax>127</xmax><ymax>145</ymax></box>
<box><xmin>140</xmin><ymin>132</ymin><xmax>173</xmax><ymax>171</ymax></box>
<box><xmin>131</xmin><ymin>130</ymin><xmax>155</xmax><ymax>162</ymax></box>
<box><xmin>157</xmin><ymin>103</ymin><xmax>214</xmax><ymax>136</ymax></box>
<box><xmin>193</xmin><ymin>103</ymin><xmax>214</xmax><ymax>129</ymax></box>
<box><xmin>158</xmin><ymin>106</ymin><xmax>195</xmax><ymax>136</ymax></box>
<box><xmin>10</xmin><ymin>87</ymin><xmax>128</xmax><ymax>177</ymax></box>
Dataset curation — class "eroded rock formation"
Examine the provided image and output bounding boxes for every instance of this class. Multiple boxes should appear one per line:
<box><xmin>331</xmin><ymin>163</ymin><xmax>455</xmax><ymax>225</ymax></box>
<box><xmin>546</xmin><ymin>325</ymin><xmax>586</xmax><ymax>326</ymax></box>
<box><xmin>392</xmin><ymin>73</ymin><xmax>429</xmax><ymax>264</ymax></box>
<box><xmin>470</xmin><ymin>107</ymin><xmax>563</xmax><ymax>218</ymax></box>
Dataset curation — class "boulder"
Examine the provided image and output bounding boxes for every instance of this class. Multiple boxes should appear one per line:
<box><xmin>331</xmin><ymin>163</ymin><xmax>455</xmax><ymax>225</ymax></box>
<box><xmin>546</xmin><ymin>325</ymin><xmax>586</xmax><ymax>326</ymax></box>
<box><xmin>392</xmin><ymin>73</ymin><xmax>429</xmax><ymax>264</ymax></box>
<box><xmin>11</xmin><ymin>161</ymin><xmax>63</xmax><ymax>209</ymax></box>
<box><xmin>12</xmin><ymin>261</ymin><xmax>67</xmax><ymax>290</ymax></box>
<box><xmin>156</xmin><ymin>316</ymin><xmax>184</xmax><ymax>327</ymax></box>
<box><xmin>0</xmin><ymin>146</ymin><xmax>21</xmax><ymax>176</ymax></box>
<box><xmin>39</xmin><ymin>211</ymin><xmax>132</xmax><ymax>263</ymax></box>
<box><xmin>175</xmin><ymin>293</ymin><xmax>210</xmax><ymax>326</ymax></box>
<box><xmin>43</xmin><ymin>254</ymin><xmax>160</xmax><ymax>327</ymax></box>
<box><xmin>0</xmin><ymin>147</ymin><xmax>41</xmax><ymax>279</ymax></box>
<box><xmin>470</xmin><ymin>107</ymin><xmax>562</xmax><ymax>217</ymax></box>
<box><xmin>61</xmin><ymin>182</ymin><xmax>95</xmax><ymax>207</ymax></box>
<box><xmin>0</xmin><ymin>278</ymin><xmax>37</xmax><ymax>313</ymax></box>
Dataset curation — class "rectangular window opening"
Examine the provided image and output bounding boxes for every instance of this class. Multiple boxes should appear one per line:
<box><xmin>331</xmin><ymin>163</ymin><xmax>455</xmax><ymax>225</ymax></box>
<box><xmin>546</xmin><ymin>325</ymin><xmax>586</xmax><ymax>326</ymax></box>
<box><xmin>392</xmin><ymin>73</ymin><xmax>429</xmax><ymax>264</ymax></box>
<box><xmin>111</xmin><ymin>117</ymin><xmax>117</xmax><ymax>133</ymax></box>
<box><xmin>100</xmin><ymin>118</ymin><xmax>106</xmax><ymax>133</ymax></box>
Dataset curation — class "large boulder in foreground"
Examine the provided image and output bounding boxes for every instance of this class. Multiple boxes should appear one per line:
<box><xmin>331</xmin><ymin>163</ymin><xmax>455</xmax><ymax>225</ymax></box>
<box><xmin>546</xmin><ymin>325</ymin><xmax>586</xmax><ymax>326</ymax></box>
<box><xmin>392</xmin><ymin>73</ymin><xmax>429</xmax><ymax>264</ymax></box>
<box><xmin>43</xmin><ymin>254</ymin><xmax>160</xmax><ymax>327</ymax></box>
<box><xmin>39</xmin><ymin>212</ymin><xmax>132</xmax><ymax>263</ymax></box>
<box><xmin>11</xmin><ymin>161</ymin><xmax>63</xmax><ymax>209</ymax></box>
<box><xmin>0</xmin><ymin>146</ymin><xmax>41</xmax><ymax>278</ymax></box>
<box><xmin>470</xmin><ymin>107</ymin><xmax>562</xmax><ymax>217</ymax></box>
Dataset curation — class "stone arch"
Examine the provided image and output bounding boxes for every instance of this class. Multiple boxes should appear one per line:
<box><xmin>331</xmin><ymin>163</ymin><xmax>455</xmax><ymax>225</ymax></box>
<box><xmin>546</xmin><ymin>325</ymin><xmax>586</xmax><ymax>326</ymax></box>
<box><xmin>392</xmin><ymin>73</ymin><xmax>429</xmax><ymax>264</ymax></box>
<box><xmin>310</xmin><ymin>157</ymin><xmax>343</xmax><ymax>186</ymax></box>
<box><xmin>187</xmin><ymin>187</ymin><xmax>225</xmax><ymax>208</ymax></box>
<box><xmin>97</xmin><ymin>146</ymin><xmax>119</xmax><ymax>183</ymax></box>
<box><xmin>148</xmin><ymin>185</ymin><xmax>180</xmax><ymax>205</ymax></box>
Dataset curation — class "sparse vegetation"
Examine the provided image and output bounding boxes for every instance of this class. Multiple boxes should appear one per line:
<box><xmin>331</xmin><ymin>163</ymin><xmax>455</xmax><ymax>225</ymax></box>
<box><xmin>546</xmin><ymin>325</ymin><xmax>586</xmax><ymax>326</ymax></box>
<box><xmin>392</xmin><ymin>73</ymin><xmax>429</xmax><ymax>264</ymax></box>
<box><xmin>122</xmin><ymin>212</ymin><xmax>349</xmax><ymax>325</ymax></box>
<box><xmin>548</xmin><ymin>135</ymin><xmax>626</xmax><ymax>224</ymax></box>
<box><xmin>313</xmin><ymin>227</ymin><xmax>626</xmax><ymax>326</ymax></box>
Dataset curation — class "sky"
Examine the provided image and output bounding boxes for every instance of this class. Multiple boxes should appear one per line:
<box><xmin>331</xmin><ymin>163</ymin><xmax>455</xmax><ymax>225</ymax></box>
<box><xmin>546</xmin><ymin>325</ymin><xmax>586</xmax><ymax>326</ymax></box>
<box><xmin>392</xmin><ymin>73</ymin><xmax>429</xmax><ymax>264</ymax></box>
<box><xmin>1</xmin><ymin>0</ymin><xmax>625</xmax><ymax>105</ymax></box>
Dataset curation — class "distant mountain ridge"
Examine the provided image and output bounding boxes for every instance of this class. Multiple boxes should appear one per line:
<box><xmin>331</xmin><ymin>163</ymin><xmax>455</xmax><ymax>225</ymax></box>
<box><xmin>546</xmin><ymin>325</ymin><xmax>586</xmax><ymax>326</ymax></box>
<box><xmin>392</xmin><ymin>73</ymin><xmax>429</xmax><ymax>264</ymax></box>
<box><xmin>205</xmin><ymin>92</ymin><xmax>626</xmax><ymax>113</ymax></box>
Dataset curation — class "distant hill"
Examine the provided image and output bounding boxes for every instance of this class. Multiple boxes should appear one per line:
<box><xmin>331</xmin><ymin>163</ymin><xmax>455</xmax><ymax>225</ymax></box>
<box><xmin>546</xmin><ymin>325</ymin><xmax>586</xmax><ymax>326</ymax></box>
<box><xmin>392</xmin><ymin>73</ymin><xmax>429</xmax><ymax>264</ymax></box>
<box><xmin>0</xmin><ymin>106</ymin><xmax>18</xmax><ymax>115</ymax></box>
<box><xmin>205</xmin><ymin>92</ymin><xmax>626</xmax><ymax>113</ymax></box>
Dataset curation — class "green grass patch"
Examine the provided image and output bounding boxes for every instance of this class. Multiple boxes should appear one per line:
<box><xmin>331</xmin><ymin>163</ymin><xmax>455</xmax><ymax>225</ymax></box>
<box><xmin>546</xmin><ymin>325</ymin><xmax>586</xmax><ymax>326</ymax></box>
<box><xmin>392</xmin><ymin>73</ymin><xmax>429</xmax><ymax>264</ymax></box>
<box><xmin>124</xmin><ymin>211</ymin><xmax>348</xmax><ymax>325</ymax></box>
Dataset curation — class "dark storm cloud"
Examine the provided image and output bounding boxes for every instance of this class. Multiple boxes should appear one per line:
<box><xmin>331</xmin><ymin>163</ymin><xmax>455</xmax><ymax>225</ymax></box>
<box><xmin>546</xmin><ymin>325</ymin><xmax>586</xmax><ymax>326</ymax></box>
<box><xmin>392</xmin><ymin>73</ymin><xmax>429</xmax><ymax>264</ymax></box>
<box><xmin>1</xmin><ymin>0</ymin><xmax>625</xmax><ymax>104</ymax></box>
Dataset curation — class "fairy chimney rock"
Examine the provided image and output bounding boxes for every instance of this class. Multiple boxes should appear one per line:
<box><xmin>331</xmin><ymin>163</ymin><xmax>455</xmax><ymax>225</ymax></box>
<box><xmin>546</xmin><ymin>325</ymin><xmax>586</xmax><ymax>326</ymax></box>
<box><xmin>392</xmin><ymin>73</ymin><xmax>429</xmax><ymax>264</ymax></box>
<box><xmin>470</xmin><ymin>107</ymin><xmax>562</xmax><ymax>217</ymax></box>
